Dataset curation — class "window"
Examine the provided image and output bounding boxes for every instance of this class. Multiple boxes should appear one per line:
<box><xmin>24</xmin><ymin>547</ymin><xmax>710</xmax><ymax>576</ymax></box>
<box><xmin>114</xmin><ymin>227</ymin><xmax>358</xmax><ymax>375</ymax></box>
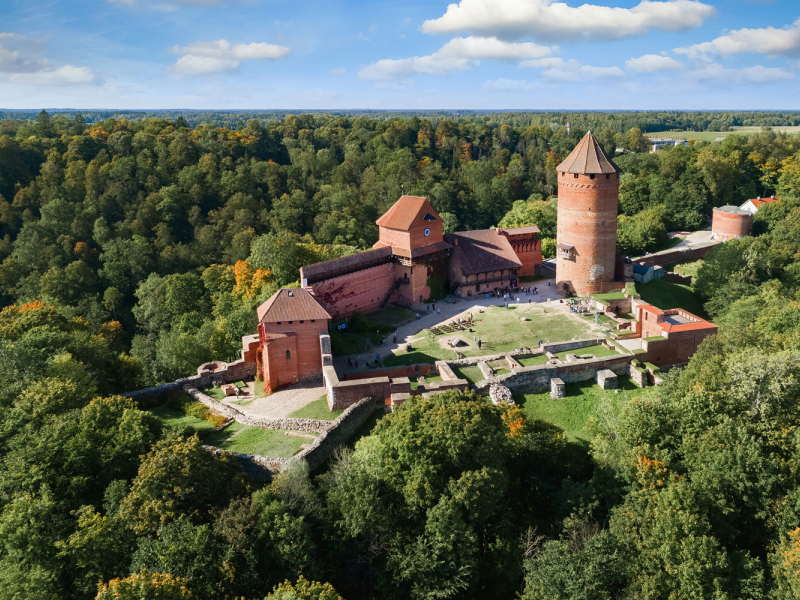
<box><xmin>573</xmin><ymin>173</ymin><xmax>579</xmax><ymax>178</ymax></box>
<box><xmin>300</xmin><ymin>320</ymin><xmax>304</xmax><ymax>323</ymax></box>
<box><xmin>606</xmin><ymin>174</ymin><xmax>610</xmax><ymax>179</ymax></box>
<box><xmin>276</xmin><ymin>321</ymin><xmax>281</xmax><ymax>325</ymax></box>
<box><xmin>288</xmin><ymin>321</ymin><xmax>293</xmax><ymax>324</ymax></box>
<box><xmin>287</xmin><ymin>291</ymin><xmax>294</xmax><ymax>297</ymax></box>
<box><xmin>589</xmin><ymin>174</ymin><xmax>595</xmax><ymax>180</ymax></box>
<box><xmin>286</xmin><ymin>349</ymin><xmax>291</xmax><ymax>360</ymax></box>
<box><xmin>311</xmin><ymin>319</ymin><xmax>315</xmax><ymax>323</ymax></box>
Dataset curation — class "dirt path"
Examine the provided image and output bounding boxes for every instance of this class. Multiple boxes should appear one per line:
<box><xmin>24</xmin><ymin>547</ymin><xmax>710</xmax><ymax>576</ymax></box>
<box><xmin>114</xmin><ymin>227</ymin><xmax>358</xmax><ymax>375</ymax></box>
<box><xmin>236</xmin><ymin>381</ymin><xmax>326</xmax><ymax>419</ymax></box>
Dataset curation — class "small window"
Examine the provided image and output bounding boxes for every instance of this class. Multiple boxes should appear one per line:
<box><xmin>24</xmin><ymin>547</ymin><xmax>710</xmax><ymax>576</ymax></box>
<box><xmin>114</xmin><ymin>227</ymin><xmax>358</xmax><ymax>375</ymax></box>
<box><xmin>276</xmin><ymin>321</ymin><xmax>282</xmax><ymax>325</ymax></box>
<box><xmin>300</xmin><ymin>320</ymin><xmax>304</xmax><ymax>323</ymax></box>
<box><xmin>288</xmin><ymin>321</ymin><xmax>293</xmax><ymax>324</ymax></box>
<box><xmin>288</xmin><ymin>291</ymin><xmax>294</xmax><ymax>297</ymax></box>
<box><xmin>606</xmin><ymin>174</ymin><xmax>610</xmax><ymax>179</ymax></box>
<box><xmin>589</xmin><ymin>174</ymin><xmax>595</xmax><ymax>180</ymax></box>
<box><xmin>311</xmin><ymin>319</ymin><xmax>315</xmax><ymax>323</ymax></box>
<box><xmin>286</xmin><ymin>349</ymin><xmax>291</xmax><ymax>360</ymax></box>
<box><xmin>573</xmin><ymin>173</ymin><xmax>579</xmax><ymax>178</ymax></box>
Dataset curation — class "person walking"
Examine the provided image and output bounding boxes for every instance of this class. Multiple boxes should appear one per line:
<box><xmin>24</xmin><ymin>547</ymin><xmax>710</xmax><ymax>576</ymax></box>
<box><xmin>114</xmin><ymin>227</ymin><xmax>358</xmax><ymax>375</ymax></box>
<box><xmin>393</xmin><ymin>333</ymin><xmax>397</xmax><ymax>343</ymax></box>
<box><xmin>347</xmin><ymin>356</ymin><xmax>353</xmax><ymax>368</ymax></box>
<box><xmin>478</xmin><ymin>339</ymin><xmax>482</xmax><ymax>349</ymax></box>
<box><xmin>437</xmin><ymin>308</ymin><xmax>440</xmax><ymax>315</ymax></box>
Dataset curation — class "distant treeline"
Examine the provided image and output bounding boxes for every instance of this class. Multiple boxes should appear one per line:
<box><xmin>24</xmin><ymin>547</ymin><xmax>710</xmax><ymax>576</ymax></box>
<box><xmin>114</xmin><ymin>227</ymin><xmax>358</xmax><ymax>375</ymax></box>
<box><xmin>2</xmin><ymin>109</ymin><xmax>800</xmax><ymax>131</ymax></box>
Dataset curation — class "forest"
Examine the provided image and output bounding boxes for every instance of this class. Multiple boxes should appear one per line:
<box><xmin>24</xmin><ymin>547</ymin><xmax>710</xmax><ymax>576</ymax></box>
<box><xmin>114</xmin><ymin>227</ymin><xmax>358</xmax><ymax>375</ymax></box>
<box><xmin>0</xmin><ymin>110</ymin><xmax>800</xmax><ymax>599</ymax></box>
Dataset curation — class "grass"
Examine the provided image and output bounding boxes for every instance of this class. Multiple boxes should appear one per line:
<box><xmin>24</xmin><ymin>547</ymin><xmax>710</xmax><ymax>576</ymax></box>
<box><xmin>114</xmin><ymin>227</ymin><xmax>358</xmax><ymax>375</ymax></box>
<box><xmin>149</xmin><ymin>404</ymin><xmax>219</xmax><ymax>434</ymax></box>
<box><xmin>517</xmin><ymin>354</ymin><xmax>551</xmax><ymax>367</ymax></box>
<box><xmin>205</xmin><ymin>423</ymin><xmax>312</xmax><ymax>458</ymax></box>
<box><xmin>330</xmin><ymin>331</ymin><xmax>369</xmax><ymax>356</ymax></box>
<box><xmin>515</xmin><ymin>376</ymin><xmax>661</xmax><ymax>441</ymax></box>
<box><xmin>673</xmin><ymin>260</ymin><xmax>704</xmax><ymax>278</ymax></box>
<box><xmin>452</xmin><ymin>365</ymin><xmax>485</xmax><ymax>385</ymax></box>
<box><xmin>411</xmin><ymin>375</ymin><xmax>443</xmax><ymax>390</ymax></box>
<box><xmin>636</xmin><ymin>278</ymin><xmax>707</xmax><ymax>318</ymax></box>
<box><xmin>287</xmin><ymin>395</ymin><xmax>343</xmax><ymax>420</ymax></box>
<box><xmin>369</xmin><ymin>305</ymin><xmax>415</xmax><ymax>327</ymax></box>
<box><xmin>592</xmin><ymin>292</ymin><xmax>626</xmax><ymax>301</ymax></box>
<box><xmin>383</xmin><ymin>307</ymin><xmax>594</xmax><ymax>367</ymax></box>
<box><xmin>203</xmin><ymin>387</ymin><xmax>227</xmax><ymax>400</ymax></box>
<box><xmin>647</xmin><ymin>126</ymin><xmax>800</xmax><ymax>143</ymax></box>
<box><xmin>639</xmin><ymin>235</ymin><xmax>683</xmax><ymax>256</ymax></box>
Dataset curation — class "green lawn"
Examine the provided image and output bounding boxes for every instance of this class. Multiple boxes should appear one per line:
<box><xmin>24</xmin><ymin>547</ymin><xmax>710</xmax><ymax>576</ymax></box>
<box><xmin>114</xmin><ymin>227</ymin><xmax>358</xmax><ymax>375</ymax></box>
<box><xmin>452</xmin><ymin>365</ymin><xmax>484</xmax><ymax>385</ymax></box>
<box><xmin>515</xmin><ymin>376</ymin><xmax>661</xmax><ymax>440</ymax></box>
<box><xmin>287</xmin><ymin>395</ymin><xmax>343</xmax><ymax>420</ymax></box>
<box><xmin>636</xmin><ymin>278</ymin><xmax>707</xmax><ymax>318</ymax></box>
<box><xmin>637</xmin><ymin>235</ymin><xmax>683</xmax><ymax>257</ymax></box>
<box><xmin>673</xmin><ymin>260</ymin><xmax>704</xmax><ymax>278</ymax></box>
<box><xmin>383</xmin><ymin>308</ymin><xmax>593</xmax><ymax>367</ymax></box>
<box><xmin>204</xmin><ymin>423</ymin><xmax>313</xmax><ymax>458</ymax></box>
<box><xmin>411</xmin><ymin>375</ymin><xmax>443</xmax><ymax>390</ymax></box>
<box><xmin>517</xmin><ymin>354</ymin><xmax>551</xmax><ymax>367</ymax></box>
<box><xmin>592</xmin><ymin>292</ymin><xmax>626</xmax><ymax>301</ymax></box>
<box><xmin>203</xmin><ymin>387</ymin><xmax>227</xmax><ymax>400</ymax></box>
<box><xmin>368</xmin><ymin>305</ymin><xmax>415</xmax><ymax>327</ymax></box>
<box><xmin>149</xmin><ymin>404</ymin><xmax>218</xmax><ymax>434</ymax></box>
<box><xmin>330</xmin><ymin>331</ymin><xmax>369</xmax><ymax>356</ymax></box>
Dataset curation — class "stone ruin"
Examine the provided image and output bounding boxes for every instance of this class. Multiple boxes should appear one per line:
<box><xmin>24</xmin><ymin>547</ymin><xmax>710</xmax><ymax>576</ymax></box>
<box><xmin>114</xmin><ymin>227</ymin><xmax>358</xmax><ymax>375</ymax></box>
<box><xmin>597</xmin><ymin>369</ymin><xmax>619</xmax><ymax>390</ymax></box>
<box><xmin>489</xmin><ymin>383</ymin><xmax>514</xmax><ymax>405</ymax></box>
<box><xmin>550</xmin><ymin>378</ymin><xmax>566</xmax><ymax>399</ymax></box>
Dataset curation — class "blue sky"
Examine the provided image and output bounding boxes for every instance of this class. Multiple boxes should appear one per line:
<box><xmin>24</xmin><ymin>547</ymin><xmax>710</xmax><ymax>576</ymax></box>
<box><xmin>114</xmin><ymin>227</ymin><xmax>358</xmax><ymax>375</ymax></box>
<box><xmin>0</xmin><ymin>0</ymin><xmax>798</xmax><ymax>109</ymax></box>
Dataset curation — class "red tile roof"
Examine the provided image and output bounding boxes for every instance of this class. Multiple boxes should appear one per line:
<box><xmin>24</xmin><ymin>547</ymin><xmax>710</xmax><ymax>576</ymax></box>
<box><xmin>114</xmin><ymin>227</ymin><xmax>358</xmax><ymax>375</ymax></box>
<box><xmin>444</xmin><ymin>230</ymin><xmax>523</xmax><ymax>276</ymax></box>
<box><xmin>376</xmin><ymin>195</ymin><xmax>439</xmax><ymax>230</ymax></box>
<box><xmin>257</xmin><ymin>288</ymin><xmax>332</xmax><ymax>323</ymax></box>
<box><xmin>638</xmin><ymin>304</ymin><xmax>717</xmax><ymax>334</ymax></box>
<box><xmin>748</xmin><ymin>196</ymin><xmax>780</xmax><ymax>209</ymax></box>
<box><xmin>300</xmin><ymin>247</ymin><xmax>392</xmax><ymax>285</ymax></box>
<box><xmin>557</xmin><ymin>132</ymin><xmax>621</xmax><ymax>175</ymax></box>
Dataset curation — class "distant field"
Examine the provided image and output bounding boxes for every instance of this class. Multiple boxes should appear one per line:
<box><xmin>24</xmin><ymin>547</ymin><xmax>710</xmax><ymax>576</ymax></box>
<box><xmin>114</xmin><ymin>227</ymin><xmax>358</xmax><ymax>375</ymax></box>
<box><xmin>648</xmin><ymin>126</ymin><xmax>800</xmax><ymax>143</ymax></box>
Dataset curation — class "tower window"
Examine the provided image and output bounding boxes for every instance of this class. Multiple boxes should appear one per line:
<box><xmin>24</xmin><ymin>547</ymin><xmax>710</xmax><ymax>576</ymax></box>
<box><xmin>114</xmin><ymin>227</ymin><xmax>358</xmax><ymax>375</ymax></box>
<box><xmin>590</xmin><ymin>174</ymin><xmax>595</xmax><ymax>180</ymax></box>
<box><xmin>573</xmin><ymin>173</ymin><xmax>579</xmax><ymax>178</ymax></box>
<box><xmin>286</xmin><ymin>349</ymin><xmax>291</xmax><ymax>360</ymax></box>
<box><xmin>606</xmin><ymin>174</ymin><xmax>610</xmax><ymax>179</ymax></box>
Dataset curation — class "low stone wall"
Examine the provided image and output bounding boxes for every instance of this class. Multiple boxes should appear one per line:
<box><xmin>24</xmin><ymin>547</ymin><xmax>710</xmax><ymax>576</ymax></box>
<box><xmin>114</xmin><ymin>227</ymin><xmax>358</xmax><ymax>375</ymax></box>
<box><xmin>125</xmin><ymin>359</ymin><xmax>256</xmax><ymax>401</ymax></box>
<box><xmin>541</xmin><ymin>338</ymin><xmax>606</xmax><ymax>354</ymax></box>
<box><xmin>341</xmin><ymin>364</ymin><xmax>431</xmax><ymax>381</ymax></box>
<box><xmin>633</xmin><ymin>242</ymin><xmax>717</xmax><ymax>268</ymax></box>
<box><xmin>474</xmin><ymin>353</ymin><xmax>632</xmax><ymax>393</ymax></box>
<box><xmin>204</xmin><ymin>396</ymin><xmax>380</xmax><ymax>478</ymax></box>
<box><xmin>629</xmin><ymin>363</ymin><xmax>648</xmax><ymax>388</ymax></box>
<box><xmin>185</xmin><ymin>386</ymin><xmax>332</xmax><ymax>433</ymax></box>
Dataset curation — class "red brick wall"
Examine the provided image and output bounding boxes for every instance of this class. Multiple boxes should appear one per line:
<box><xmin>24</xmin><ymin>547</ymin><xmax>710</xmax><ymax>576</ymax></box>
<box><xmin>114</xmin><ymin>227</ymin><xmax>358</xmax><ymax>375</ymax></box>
<box><xmin>504</xmin><ymin>234</ymin><xmax>542</xmax><ymax>277</ymax></box>
<box><xmin>712</xmin><ymin>209</ymin><xmax>752</xmax><ymax>240</ymax></box>
<box><xmin>262</xmin><ymin>321</ymin><xmax>329</xmax><ymax>389</ymax></box>
<box><xmin>330</xmin><ymin>378</ymin><xmax>391</xmax><ymax>410</ymax></box>
<box><xmin>556</xmin><ymin>172</ymin><xmax>619</xmax><ymax>294</ymax></box>
<box><xmin>641</xmin><ymin>328</ymin><xmax>716</xmax><ymax>366</ymax></box>
<box><xmin>410</xmin><ymin>263</ymin><xmax>431</xmax><ymax>305</ymax></box>
<box><xmin>378</xmin><ymin>226</ymin><xmax>411</xmax><ymax>250</ymax></box>
<box><xmin>408</xmin><ymin>217</ymin><xmax>443</xmax><ymax>249</ymax></box>
<box><xmin>308</xmin><ymin>262</ymin><xmax>400</xmax><ymax>318</ymax></box>
<box><xmin>263</xmin><ymin>335</ymin><xmax>298</xmax><ymax>390</ymax></box>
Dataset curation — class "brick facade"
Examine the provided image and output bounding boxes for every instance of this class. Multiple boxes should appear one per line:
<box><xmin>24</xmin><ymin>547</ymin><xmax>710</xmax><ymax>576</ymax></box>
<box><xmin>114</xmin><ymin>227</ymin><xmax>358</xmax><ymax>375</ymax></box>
<box><xmin>261</xmin><ymin>319</ymin><xmax>330</xmax><ymax>389</ymax></box>
<box><xmin>556</xmin><ymin>172</ymin><xmax>620</xmax><ymax>294</ymax></box>
<box><xmin>634</xmin><ymin>303</ymin><xmax>718</xmax><ymax>367</ymax></box>
<box><xmin>712</xmin><ymin>206</ymin><xmax>752</xmax><ymax>241</ymax></box>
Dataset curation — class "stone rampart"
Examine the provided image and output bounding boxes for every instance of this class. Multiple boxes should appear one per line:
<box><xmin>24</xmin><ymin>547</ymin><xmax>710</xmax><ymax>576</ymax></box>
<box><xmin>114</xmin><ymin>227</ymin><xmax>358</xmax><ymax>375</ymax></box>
<box><xmin>126</xmin><ymin>358</ymin><xmax>256</xmax><ymax>401</ymax></box>
<box><xmin>541</xmin><ymin>338</ymin><xmax>606</xmax><ymax>354</ymax></box>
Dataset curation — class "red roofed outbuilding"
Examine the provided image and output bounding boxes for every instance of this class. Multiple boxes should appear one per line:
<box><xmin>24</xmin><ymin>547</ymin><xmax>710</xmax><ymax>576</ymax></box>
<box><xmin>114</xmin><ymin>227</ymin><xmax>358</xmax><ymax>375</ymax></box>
<box><xmin>634</xmin><ymin>302</ymin><xmax>717</xmax><ymax>367</ymax></box>
<box><xmin>257</xmin><ymin>288</ymin><xmax>331</xmax><ymax>391</ymax></box>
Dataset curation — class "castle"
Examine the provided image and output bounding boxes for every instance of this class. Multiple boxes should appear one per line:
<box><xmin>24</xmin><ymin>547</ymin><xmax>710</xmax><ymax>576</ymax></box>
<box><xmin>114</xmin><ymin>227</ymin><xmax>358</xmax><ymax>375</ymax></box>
<box><xmin>243</xmin><ymin>133</ymin><xmax>716</xmax><ymax>396</ymax></box>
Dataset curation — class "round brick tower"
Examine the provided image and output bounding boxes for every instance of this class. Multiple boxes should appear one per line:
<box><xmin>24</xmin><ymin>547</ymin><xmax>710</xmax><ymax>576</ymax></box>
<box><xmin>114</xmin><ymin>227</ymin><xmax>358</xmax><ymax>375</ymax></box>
<box><xmin>555</xmin><ymin>132</ymin><xmax>621</xmax><ymax>295</ymax></box>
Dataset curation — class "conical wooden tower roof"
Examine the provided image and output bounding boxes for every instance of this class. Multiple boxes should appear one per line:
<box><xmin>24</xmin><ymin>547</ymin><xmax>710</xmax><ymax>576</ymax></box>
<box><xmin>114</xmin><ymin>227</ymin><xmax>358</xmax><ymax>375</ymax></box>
<box><xmin>556</xmin><ymin>132</ymin><xmax>620</xmax><ymax>175</ymax></box>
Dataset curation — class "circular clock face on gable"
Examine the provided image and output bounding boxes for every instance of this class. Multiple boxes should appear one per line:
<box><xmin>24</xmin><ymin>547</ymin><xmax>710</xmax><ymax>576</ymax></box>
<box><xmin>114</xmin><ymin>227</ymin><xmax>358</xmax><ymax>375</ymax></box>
<box><xmin>424</xmin><ymin>228</ymin><xmax>431</xmax><ymax>237</ymax></box>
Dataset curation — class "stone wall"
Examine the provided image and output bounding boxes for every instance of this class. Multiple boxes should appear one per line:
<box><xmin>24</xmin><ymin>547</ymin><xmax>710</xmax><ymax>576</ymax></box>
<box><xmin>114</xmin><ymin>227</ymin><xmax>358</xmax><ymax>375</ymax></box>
<box><xmin>125</xmin><ymin>357</ymin><xmax>255</xmax><ymax>401</ymax></box>
<box><xmin>632</xmin><ymin>242</ymin><xmax>718</xmax><ymax>268</ymax></box>
<box><xmin>473</xmin><ymin>353</ymin><xmax>632</xmax><ymax>393</ymax></box>
<box><xmin>342</xmin><ymin>363</ymin><xmax>432</xmax><ymax>381</ymax></box>
<box><xmin>185</xmin><ymin>385</ymin><xmax>333</xmax><ymax>432</ymax></box>
<box><xmin>541</xmin><ymin>338</ymin><xmax>606</xmax><ymax>354</ymax></box>
<box><xmin>629</xmin><ymin>363</ymin><xmax>648</xmax><ymax>388</ymax></box>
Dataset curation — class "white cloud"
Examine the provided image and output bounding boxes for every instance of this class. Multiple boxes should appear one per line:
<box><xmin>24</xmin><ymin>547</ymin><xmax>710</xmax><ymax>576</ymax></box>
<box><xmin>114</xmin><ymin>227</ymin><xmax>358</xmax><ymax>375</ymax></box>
<box><xmin>331</xmin><ymin>67</ymin><xmax>346</xmax><ymax>76</ymax></box>
<box><xmin>481</xmin><ymin>77</ymin><xmax>540</xmax><ymax>90</ymax></box>
<box><xmin>676</xmin><ymin>18</ymin><xmax>800</xmax><ymax>57</ymax></box>
<box><xmin>626</xmin><ymin>54</ymin><xmax>683</xmax><ymax>72</ymax></box>
<box><xmin>422</xmin><ymin>0</ymin><xmax>715</xmax><ymax>42</ymax></box>
<box><xmin>689</xmin><ymin>63</ymin><xmax>794</xmax><ymax>83</ymax></box>
<box><xmin>0</xmin><ymin>32</ymin><xmax>98</xmax><ymax>86</ymax></box>
<box><xmin>520</xmin><ymin>57</ymin><xmax>624</xmax><ymax>81</ymax></box>
<box><xmin>170</xmin><ymin>39</ymin><xmax>290</xmax><ymax>74</ymax></box>
<box><xmin>9</xmin><ymin>65</ymin><xmax>95</xmax><ymax>85</ymax></box>
<box><xmin>359</xmin><ymin>35</ymin><xmax>553</xmax><ymax>80</ymax></box>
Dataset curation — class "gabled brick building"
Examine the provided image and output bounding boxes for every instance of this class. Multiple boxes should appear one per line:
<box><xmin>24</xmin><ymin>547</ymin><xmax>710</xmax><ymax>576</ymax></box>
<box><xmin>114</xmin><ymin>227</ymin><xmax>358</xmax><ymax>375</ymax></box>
<box><xmin>257</xmin><ymin>288</ymin><xmax>331</xmax><ymax>391</ymax></box>
<box><xmin>300</xmin><ymin>195</ymin><xmax>543</xmax><ymax>318</ymax></box>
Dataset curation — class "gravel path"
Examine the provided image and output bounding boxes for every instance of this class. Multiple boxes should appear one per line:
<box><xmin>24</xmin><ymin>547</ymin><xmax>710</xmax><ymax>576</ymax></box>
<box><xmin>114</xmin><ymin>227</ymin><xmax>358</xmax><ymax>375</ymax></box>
<box><xmin>235</xmin><ymin>381</ymin><xmax>327</xmax><ymax>419</ymax></box>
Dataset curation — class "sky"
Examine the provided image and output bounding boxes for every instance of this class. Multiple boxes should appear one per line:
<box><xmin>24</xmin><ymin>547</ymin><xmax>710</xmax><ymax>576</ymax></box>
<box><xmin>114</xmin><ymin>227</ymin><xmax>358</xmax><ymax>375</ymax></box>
<box><xmin>0</xmin><ymin>0</ymin><xmax>798</xmax><ymax>110</ymax></box>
